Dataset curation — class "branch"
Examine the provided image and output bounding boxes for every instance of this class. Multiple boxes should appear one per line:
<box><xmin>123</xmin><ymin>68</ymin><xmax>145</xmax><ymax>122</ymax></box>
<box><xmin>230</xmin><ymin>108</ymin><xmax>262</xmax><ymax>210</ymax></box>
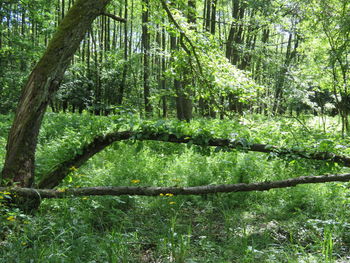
<box><xmin>160</xmin><ymin>0</ymin><xmax>203</xmax><ymax>75</ymax></box>
<box><xmin>6</xmin><ymin>173</ymin><xmax>350</xmax><ymax>199</ymax></box>
<box><xmin>38</xmin><ymin>130</ymin><xmax>350</xmax><ymax>189</ymax></box>
<box><xmin>38</xmin><ymin>131</ymin><xmax>133</xmax><ymax>189</ymax></box>
<box><xmin>102</xmin><ymin>12</ymin><xmax>127</xmax><ymax>23</ymax></box>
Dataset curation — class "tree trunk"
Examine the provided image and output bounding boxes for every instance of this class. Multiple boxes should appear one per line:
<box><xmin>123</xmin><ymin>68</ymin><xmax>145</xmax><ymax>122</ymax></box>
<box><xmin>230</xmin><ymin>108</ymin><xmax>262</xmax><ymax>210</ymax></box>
<box><xmin>210</xmin><ymin>0</ymin><xmax>217</xmax><ymax>35</ymax></box>
<box><xmin>117</xmin><ymin>0</ymin><xmax>128</xmax><ymax>105</ymax></box>
<box><xmin>175</xmin><ymin>0</ymin><xmax>195</xmax><ymax>122</ymax></box>
<box><xmin>205</xmin><ymin>0</ymin><xmax>211</xmax><ymax>31</ymax></box>
<box><xmin>1</xmin><ymin>0</ymin><xmax>111</xmax><ymax>188</ymax></box>
<box><xmin>273</xmin><ymin>32</ymin><xmax>298</xmax><ymax>115</ymax></box>
<box><xmin>161</xmin><ymin>26</ymin><xmax>167</xmax><ymax>118</ymax></box>
<box><xmin>225</xmin><ymin>0</ymin><xmax>239</xmax><ymax>62</ymax></box>
<box><xmin>142</xmin><ymin>0</ymin><xmax>152</xmax><ymax>115</ymax></box>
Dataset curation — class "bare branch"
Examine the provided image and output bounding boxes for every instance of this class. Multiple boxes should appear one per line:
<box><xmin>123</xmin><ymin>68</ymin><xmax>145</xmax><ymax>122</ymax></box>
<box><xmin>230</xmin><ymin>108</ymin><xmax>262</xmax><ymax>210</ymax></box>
<box><xmin>6</xmin><ymin>173</ymin><xmax>350</xmax><ymax>199</ymax></box>
<box><xmin>102</xmin><ymin>12</ymin><xmax>127</xmax><ymax>23</ymax></box>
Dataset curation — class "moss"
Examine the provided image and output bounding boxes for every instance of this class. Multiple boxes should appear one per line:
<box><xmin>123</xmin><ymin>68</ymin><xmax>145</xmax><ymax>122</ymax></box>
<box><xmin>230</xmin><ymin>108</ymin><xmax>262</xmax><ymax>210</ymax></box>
<box><xmin>36</xmin><ymin>0</ymin><xmax>111</xmax><ymax>77</ymax></box>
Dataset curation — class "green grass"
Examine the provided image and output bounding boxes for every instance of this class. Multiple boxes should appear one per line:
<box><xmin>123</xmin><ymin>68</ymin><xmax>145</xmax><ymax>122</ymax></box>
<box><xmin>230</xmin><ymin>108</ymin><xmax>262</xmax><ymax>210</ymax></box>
<box><xmin>1</xmin><ymin>113</ymin><xmax>350</xmax><ymax>262</ymax></box>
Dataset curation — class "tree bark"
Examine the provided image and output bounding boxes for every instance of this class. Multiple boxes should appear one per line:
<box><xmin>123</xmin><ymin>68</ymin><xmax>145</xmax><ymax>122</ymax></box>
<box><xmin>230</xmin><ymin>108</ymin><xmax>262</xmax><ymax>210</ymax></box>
<box><xmin>1</xmin><ymin>0</ymin><xmax>111</xmax><ymax>187</ymax></box>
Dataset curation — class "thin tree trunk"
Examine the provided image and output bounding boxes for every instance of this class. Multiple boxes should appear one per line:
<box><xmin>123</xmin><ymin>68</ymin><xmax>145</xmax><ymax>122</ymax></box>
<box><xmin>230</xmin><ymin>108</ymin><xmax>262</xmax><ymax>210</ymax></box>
<box><xmin>161</xmin><ymin>26</ymin><xmax>167</xmax><ymax>118</ymax></box>
<box><xmin>117</xmin><ymin>0</ymin><xmax>129</xmax><ymax>105</ymax></box>
<box><xmin>273</xmin><ymin>32</ymin><xmax>298</xmax><ymax>115</ymax></box>
<box><xmin>174</xmin><ymin>0</ymin><xmax>195</xmax><ymax>122</ymax></box>
<box><xmin>210</xmin><ymin>0</ymin><xmax>217</xmax><ymax>35</ymax></box>
<box><xmin>142</xmin><ymin>0</ymin><xmax>152</xmax><ymax>115</ymax></box>
<box><xmin>205</xmin><ymin>0</ymin><xmax>211</xmax><ymax>31</ymax></box>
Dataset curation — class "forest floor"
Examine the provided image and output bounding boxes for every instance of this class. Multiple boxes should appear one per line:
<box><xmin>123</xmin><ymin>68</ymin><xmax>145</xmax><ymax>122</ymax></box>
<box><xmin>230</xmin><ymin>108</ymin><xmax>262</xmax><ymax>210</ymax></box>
<box><xmin>1</xmin><ymin>113</ymin><xmax>350</xmax><ymax>262</ymax></box>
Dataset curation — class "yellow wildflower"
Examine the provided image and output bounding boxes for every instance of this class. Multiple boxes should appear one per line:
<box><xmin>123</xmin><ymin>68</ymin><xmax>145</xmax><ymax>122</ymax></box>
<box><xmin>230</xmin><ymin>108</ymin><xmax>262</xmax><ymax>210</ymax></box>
<box><xmin>6</xmin><ymin>216</ymin><xmax>15</xmax><ymax>222</ymax></box>
<box><xmin>69</xmin><ymin>166</ymin><xmax>78</xmax><ymax>172</ymax></box>
<box><xmin>131</xmin><ymin>179</ymin><xmax>140</xmax><ymax>184</ymax></box>
<box><xmin>169</xmin><ymin>202</ymin><xmax>176</xmax><ymax>205</ymax></box>
<box><xmin>160</xmin><ymin>193</ymin><xmax>164</xmax><ymax>196</ymax></box>
<box><xmin>171</xmin><ymin>179</ymin><xmax>181</xmax><ymax>182</ymax></box>
<box><xmin>82</xmin><ymin>197</ymin><xmax>89</xmax><ymax>200</ymax></box>
<box><xmin>165</xmin><ymin>193</ymin><xmax>174</xmax><ymax>197</ymax></box>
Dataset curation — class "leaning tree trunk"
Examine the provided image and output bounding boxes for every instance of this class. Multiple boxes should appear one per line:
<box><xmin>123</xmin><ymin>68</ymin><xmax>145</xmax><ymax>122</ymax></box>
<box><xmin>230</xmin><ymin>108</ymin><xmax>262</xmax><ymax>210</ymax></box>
<box><xmin>1</xmin><ymin>0</ymin><xmax>111</xmax><ymax>188</ymax></box>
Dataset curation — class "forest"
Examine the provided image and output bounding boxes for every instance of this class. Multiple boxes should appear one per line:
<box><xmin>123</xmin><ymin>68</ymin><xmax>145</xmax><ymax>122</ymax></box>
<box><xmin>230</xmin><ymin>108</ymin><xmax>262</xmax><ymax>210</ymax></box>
<box><xmin>0</xmin><ymin>0</ymin><xmax>350</xmax><ymax>261</ymax></box>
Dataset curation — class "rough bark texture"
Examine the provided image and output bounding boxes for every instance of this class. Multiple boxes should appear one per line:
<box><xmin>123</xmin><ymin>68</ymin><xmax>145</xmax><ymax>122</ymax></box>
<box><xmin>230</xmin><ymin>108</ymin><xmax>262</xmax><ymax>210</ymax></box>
<box><xmin>1</xmin><ymin>0</ymin><xmax>111</xmax><ymax>187</ymax></box>
<box><xmin>38</xmin><ymin>130</ymin><xmax>350</xmax><ymax>189</ymax></box>
<box><xmin>6</xmin><ymin>173</ymin><xmax>350</xmax><ymax>199</ymax></box>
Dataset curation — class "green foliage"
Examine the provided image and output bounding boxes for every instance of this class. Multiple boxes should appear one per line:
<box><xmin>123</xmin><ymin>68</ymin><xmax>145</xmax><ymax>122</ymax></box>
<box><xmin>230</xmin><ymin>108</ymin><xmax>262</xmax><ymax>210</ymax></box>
<box><xmin>2</xmin><ymin>113</ymin><xmax>350</xmax><ymax>261</ymax></box>
<box><xmin>162</xmin><ymin>9</ymin><xmax>262</xmax><ymax>110</ymax></box>
<box><xmin>33</xmin><ymin>112</ymin><xmax>350</xmax><ymax>182</ymax></box>
<box><xmin>1</xmin><ymin>0</ymin><xmax>350</xmax><ymax>260</ymax></box>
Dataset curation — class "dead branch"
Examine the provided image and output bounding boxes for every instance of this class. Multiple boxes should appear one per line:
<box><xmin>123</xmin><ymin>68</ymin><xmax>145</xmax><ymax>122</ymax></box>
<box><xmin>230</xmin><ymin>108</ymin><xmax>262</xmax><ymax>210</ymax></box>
<box><xmin>6</xmin><ymin>173</ymin><xmax>350</xmax><ymax>199</ymax></box>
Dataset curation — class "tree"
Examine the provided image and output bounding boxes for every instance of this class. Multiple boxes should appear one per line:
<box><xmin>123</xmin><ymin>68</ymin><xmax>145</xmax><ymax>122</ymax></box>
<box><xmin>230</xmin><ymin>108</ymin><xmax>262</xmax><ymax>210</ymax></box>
<box><xmin>142</xmin><ymin>0</ymin><xmax>152</xmax><ymax>115</ymax></box>
<box><xmin>174</xmin><ymin>0</ymin><xmax>195</xmax><ymax>122</ymax></box>
<box><xmin>1</xmin><ymin>0</ymin><xmax>112</xmax><ymax>188</ymax></box>
<box><xmin>2</xmin><ymin>0</ymin><xmax>350</xmax><ymax>214</ymax></box>
<box><xmin>316</xmin><ymin>0</ymin><xmax>350</xmax><ymax>135</ymax></box>
<box><xmin>117</xmin><ymin>0</ymin><xmax>129</xmax><ymax>105</ymax></box>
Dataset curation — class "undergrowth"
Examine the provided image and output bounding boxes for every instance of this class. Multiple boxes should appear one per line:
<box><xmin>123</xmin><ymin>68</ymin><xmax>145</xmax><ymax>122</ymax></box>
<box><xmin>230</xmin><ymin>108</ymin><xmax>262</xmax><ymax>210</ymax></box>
<box><xmin>1</xmin><ymin>113</ymin><xmax>350</xmax><ymax>262</ymax></box>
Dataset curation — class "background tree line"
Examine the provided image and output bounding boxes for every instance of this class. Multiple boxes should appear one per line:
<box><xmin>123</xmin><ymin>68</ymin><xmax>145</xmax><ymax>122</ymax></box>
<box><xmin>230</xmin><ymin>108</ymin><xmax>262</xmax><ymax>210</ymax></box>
<box><xmin>0</xmin><ymin>0</ymin><xmax>349</xmax><ymax>124</ymax></box>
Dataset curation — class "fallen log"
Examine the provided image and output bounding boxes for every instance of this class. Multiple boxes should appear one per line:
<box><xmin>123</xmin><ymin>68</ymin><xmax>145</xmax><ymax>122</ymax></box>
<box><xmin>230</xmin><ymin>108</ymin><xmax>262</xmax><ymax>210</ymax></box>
<box><xmin>8</xmin><ymin>173</ymin><xmax>350</xmax><ymax>199</ymax></box>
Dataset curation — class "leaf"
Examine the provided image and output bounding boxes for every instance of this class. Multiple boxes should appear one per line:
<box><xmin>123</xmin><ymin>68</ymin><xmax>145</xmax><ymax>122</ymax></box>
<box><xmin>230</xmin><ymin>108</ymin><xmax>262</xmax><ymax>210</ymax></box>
<box><xmin>214</xmin><ymin>146</ymin><xmax>222</xmax><ymax>153</ymax></box>
<box><xmin>135</xmin><ymin>142</ymin><xmax>144</xmax><ymax>153</ymax></box>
